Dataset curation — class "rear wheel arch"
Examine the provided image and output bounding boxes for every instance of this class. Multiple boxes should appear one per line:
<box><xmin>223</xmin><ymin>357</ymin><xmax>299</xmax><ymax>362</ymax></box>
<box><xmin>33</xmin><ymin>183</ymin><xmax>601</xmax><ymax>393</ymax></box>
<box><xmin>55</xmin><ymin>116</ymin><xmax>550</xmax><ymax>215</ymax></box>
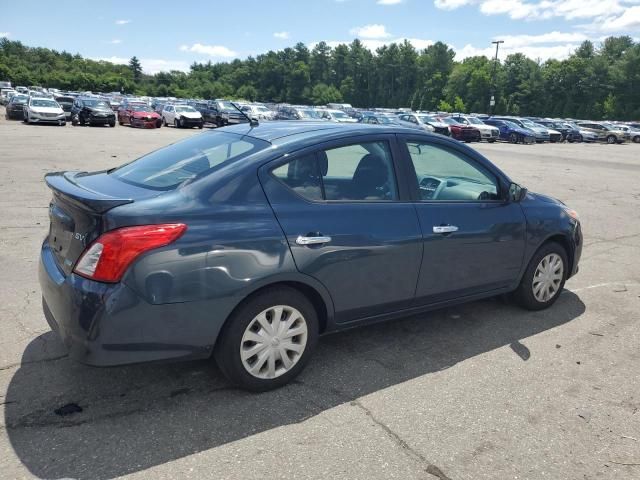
<box><xmin>222</xmin><ymin>279</ymin><xmax>333</xmax><ymax>339</ymax></box>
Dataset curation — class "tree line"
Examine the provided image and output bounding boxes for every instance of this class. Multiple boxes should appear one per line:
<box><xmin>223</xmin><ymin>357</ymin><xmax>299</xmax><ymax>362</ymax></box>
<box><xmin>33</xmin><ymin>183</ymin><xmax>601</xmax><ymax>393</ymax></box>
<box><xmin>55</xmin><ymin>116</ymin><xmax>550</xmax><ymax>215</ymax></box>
<box><xmin>1</xmin><ymin>36</ymin><xmax>639</xmax><ymax>120</ymax></box>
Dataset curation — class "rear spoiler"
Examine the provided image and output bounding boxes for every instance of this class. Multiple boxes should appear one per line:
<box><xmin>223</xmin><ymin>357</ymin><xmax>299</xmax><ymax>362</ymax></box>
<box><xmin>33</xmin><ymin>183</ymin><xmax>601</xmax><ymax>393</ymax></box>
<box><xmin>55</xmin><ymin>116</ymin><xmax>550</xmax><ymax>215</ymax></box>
<box><xmin>45</xmin><ymin>171</ymin><xmax>133</xmax><ymax>213</ymax></box>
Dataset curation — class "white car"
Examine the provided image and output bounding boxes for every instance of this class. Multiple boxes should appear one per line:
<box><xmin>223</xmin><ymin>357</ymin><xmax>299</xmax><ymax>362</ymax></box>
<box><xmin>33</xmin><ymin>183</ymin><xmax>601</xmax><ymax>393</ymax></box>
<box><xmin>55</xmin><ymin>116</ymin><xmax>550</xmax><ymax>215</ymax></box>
<box><xmin>319</xmin><ymin>109</ymin><xmax>357</xmax><ymax>123</ymax></box>
<box><xmin>162</xmin><ymin>104</ymin><xmax>204</xmax><ymax>129</ymax></box>
<box><xmin>241</xmin><ymin>104</ymin><xmax>275</xmax><ymax>121</ymax></box>
<box><xmin>24</xmin><ymin>97</ymin><xmax>66</xmax><ymax>126</ymax></box>
<box><xmin>616</xmin><ymin>125</ymin><xmax>640</xmax><ymax>143</ymax></box>
<box><xmin>451</xmin><ymin>115</ymin><xmax>500</xmax><ymax>142</ymax></box>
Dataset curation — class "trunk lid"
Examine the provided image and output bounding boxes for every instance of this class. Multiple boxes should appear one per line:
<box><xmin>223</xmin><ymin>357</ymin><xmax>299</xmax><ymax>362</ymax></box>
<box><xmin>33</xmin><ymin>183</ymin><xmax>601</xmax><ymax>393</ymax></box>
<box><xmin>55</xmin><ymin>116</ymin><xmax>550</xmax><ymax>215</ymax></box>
<box><xmin>45</xmin><ymin>171</ymin><xmax>155</xmax><ymax>275</ymax></box>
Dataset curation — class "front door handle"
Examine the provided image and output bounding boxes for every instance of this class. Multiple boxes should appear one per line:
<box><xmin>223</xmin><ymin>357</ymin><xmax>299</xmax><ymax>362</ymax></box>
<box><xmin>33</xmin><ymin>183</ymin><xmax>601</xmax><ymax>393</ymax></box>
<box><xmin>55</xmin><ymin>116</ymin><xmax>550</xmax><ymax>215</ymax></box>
<box><xmin>296</xmin><ymin>235</ymin><xmax>332</xmax><ymax>246</ymax></box>
<box><xmin>433</xmin><ymin>225</ymin><xmax>459</xmax><ymax>234</ymax></box>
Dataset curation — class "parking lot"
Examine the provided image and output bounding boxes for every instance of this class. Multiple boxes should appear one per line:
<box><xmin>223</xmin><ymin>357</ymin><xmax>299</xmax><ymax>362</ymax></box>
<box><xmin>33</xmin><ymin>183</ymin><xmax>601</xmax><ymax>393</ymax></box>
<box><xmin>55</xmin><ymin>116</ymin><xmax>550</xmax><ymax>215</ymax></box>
<box><xmin>1</xmin><ymin>109</ymin><xmax>639</xmax><ymax>480</ymax></box>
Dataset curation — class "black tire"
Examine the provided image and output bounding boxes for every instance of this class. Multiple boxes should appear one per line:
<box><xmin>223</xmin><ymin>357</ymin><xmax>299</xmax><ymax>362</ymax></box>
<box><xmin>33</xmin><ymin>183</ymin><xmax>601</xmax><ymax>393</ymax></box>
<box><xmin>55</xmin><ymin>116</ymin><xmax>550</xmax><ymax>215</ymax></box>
<box><xmin>509</xmin><ymin>132</ymin><xmax>518</xmax><ymax>144</ymax></box>
<box><xmin>513</xmin><ymin>241</ymin><xmax>568</xmax><ymax>311</ymax></box>
<box><xmin>71</xmin><ymin>115</ymin><xmax>78</xmax><ymax>126</ymax></box>
<box><xmin>163</xmin><ymin>117</ymin><xmax>168</xmax><ymax>127</ymax></box>
<box><xmin>488</xmin><ymin>139</ymin><xmax>496</xmax><ymax>143</ymax></box>
<box><xmin>118</xmin><ymin>116</ymin><xmax>124</xmax><ymax>125</ymax></box>
<box><xmin>606</xmin><ymin>135</ymin><xmax>616</xmax><ymax>144</ymax></box>
<box><xmin>129</xmin><ymin>116</ymin><xmax>134</xmax><ymax>128</ymax></box>
<box><xmin>109</xmin><ymin>119</ymin><xmax>116</xmax><ymax>127</ymax></box>
<box><xmin>156</xmin><ymin>119</ymin><xmax>162</xmax><ymax>128</ymax></box>
<box><xmin>633</xmin><ymin>135</ymin><xmax>640</xmax><ymax>143</ymax></box>
<box><xmin>198</xmin><ymin>122</ymin><xmax>203</xmax><ymax>129</ymax></box>
<box><xmin>214</xmin><ymin>286</ymin><xmax>319</xmax><ymax>392</ymax></box>
<box><xmin>79</xmin><ymin>114</ymin><xmax>85</xmax><ymax>126</ymax></box>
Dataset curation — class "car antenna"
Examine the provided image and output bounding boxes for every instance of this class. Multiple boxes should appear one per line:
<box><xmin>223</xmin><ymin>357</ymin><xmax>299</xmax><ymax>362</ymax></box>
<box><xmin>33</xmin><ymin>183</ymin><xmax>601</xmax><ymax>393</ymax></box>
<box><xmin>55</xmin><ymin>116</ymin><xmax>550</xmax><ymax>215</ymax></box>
<box><xmin>230</xmin><ymin>101</ymin><xmax>258</xmax><ymax>127</ymax></box>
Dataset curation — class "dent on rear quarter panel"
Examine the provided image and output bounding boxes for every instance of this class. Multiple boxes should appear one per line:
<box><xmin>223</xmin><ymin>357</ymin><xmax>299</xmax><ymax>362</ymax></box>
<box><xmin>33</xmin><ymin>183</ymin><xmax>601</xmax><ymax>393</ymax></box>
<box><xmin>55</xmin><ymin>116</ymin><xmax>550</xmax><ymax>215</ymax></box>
<box><xmin>113</xmin><ymin>167</ymin><xmax>297</xmax><ymax>307</ymax></box>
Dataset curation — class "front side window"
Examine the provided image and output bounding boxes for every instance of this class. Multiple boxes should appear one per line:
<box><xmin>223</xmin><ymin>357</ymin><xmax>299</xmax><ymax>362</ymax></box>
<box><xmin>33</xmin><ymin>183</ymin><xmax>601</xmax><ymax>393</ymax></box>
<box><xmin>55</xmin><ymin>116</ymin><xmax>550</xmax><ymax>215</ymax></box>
<box><xmin>272</xmin><ymin>141</ymin><xmax>398</xmax><ymax>202</ymax></box>
<box><xmin>405</xmin><ymin>141</ymin><xmax>499</xmax><ymax>201</ymax></box>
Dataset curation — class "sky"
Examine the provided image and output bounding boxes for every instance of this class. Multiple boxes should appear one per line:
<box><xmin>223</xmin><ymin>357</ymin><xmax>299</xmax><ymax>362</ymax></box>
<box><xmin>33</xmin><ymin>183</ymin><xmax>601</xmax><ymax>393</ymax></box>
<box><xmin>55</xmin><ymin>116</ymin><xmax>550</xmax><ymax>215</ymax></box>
<box><xmin>2</xmin><ymin>0</ymin><xmax>640</xmax><ymax>74</ymax></box>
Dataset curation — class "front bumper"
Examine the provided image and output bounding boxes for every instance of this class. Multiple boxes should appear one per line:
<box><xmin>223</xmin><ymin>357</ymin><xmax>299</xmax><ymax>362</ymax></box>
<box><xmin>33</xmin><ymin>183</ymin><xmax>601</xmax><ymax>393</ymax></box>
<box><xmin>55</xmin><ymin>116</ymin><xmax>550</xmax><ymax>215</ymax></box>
<box><xmin>177</xmin><ymin>116</ymin><xmax>203</xmax><ymax>127</ymax></box>
<box><xmin>131</xmin><ymin>116</ymin><xmax>161</xmax><ymax>128</ymax></box>
<box><xmin>88</xmin><ymin>113</ymin><xmax>115</xmax><ymax>124</ymax></box>
<box><xmin>29</xmin><ymin>112</ymin><xmax>66</xmax><ymax>123</ymax></box>
<box><xmin>39</xmin><ymin>240</ymin><xmax>220</xmax><ymax>366</ymax></box>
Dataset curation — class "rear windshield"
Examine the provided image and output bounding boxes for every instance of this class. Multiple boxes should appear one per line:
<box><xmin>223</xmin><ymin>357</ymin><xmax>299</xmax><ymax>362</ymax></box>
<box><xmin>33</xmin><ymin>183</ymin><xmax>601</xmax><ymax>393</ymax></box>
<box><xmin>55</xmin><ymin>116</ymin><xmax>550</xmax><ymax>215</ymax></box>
<box><xmin>111</xmin><ymin>132</ymin><xmax>270</xmax><ymax>190</ymax></box>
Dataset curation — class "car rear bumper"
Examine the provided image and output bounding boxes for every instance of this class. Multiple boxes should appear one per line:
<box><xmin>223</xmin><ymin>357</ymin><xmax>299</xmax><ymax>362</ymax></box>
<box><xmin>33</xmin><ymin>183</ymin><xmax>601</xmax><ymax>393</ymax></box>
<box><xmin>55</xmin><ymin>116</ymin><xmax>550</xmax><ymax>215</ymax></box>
<box><xmin>38</xmin><ymin>240</ymin><xmax>224</xmax><ymax>366</ymax></box>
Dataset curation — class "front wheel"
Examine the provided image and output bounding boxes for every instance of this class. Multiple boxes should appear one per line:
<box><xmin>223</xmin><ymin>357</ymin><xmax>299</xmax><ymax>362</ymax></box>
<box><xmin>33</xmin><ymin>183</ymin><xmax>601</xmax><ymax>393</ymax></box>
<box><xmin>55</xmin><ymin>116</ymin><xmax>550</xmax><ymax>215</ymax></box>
<box><xmin>633</xmin><ymin>136</ymin><xmax>640</xmax><ymax>144</ymax></box>
<box><xmin>214</xmin><ymin>287</ymin><xmax>319</xmax><ymax>391</ymax></box>
<box><xmin>606</xmin><ymin>135</ymin><xmax>616</xmax><ymax>144</ymax></box>
<box><xmin>156</xmin><ymin>119</ymin><xmax>162</xmax><ymax>128</ymax></box>
<box><xmin>513</xmin><ymin>242</ymin><xmax>568</xmax><ymax>311</ymax></box>
<box><xmin>109</xmin><ymin>119</ymin><xmax>116</xmax><ymax>127</ymax></box>
<box><xmin>509</xmin><ymin>132</ymin><xmax>518</xmax><ymax>144</ymax></box>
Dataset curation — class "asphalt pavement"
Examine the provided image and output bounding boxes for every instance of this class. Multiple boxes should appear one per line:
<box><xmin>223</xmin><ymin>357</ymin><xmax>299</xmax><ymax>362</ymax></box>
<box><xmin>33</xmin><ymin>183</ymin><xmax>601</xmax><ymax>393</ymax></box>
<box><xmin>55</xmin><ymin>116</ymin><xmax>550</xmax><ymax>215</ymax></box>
<box><xmin>0</xmin><ymin>110</ymin><xmax>639</xmax><ymax>479</ymax></box>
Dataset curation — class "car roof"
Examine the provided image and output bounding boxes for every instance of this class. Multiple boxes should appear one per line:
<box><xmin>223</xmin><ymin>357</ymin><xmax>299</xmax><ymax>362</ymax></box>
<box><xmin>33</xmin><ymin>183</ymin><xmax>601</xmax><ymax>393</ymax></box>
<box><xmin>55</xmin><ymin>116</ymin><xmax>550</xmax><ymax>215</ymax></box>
<box><xmin>221</xmin><ymin>121</ymin><xmax>423</xmax><ymax>144</ymax></box>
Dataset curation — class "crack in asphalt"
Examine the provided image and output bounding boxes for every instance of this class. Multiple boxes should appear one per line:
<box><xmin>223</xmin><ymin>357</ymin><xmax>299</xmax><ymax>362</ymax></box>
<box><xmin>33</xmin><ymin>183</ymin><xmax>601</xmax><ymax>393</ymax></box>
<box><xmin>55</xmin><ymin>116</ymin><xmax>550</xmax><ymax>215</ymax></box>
<box><xmin>351</xmin><ymin>400</ymin><xmax>453</xmax><ymax>480</ymax></box>
<box><xmin>0</xmin><ymin>353</ymin><xmax>68</xmax><ymax>372</ymax></box>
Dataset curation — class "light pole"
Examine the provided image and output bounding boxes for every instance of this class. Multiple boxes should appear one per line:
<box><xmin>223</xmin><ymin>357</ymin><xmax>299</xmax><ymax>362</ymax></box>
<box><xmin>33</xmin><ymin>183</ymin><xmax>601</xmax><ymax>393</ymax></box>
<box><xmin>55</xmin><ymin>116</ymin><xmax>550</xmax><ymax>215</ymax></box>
<box><xmin>489</xmin><ymin>40</ymin><xmax>504</xmax><ymax>115</ymax></box>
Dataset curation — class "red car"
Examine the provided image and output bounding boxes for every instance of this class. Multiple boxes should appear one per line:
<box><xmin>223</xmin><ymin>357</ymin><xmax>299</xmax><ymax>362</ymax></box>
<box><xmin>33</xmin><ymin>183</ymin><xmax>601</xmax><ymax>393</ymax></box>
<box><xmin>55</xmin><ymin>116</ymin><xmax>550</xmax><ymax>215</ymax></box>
<box><xmin>438</xmin><ymin>117</ymin><xmax>481</xmax><ymax>142</ymax></box>
<box><xmin>118</xmin><ymin>103</ymin><xmax>162</xmax><ymax>129</ymax></box>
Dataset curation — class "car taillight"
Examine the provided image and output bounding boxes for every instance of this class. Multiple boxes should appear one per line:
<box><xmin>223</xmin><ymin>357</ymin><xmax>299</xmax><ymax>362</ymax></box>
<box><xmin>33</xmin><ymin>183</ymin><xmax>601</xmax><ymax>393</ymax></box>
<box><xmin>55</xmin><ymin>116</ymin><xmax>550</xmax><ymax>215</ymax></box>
<box><xmin>73</xmin><ymin>224</ymin><xmax>187</xmax><ymax>283</ymax></box>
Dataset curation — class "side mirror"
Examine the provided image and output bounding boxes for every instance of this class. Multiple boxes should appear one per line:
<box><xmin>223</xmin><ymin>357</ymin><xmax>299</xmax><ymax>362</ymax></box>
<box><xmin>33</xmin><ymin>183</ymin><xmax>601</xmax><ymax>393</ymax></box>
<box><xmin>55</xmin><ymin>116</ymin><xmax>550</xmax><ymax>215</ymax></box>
<box><xmin>509</xmin><ymin>183</ymin><xmax>528</xmax><ymax>202</ymax></box>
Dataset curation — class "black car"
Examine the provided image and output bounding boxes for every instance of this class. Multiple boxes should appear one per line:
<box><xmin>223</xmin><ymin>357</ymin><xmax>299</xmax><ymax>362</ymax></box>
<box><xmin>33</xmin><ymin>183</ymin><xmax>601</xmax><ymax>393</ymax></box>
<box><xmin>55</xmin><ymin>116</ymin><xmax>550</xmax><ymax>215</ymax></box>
<box><xmin>71</xmin><ymin>97</ymin><xmax>116</xmax><ymax>127</ymax></box>
<box><xmin>4</xmin><ymin>94</ymin><xmax>29</xmax><ymax>120</ymax></box>
<box><xmin>55</xmin><ymin>96</ymin><xmax>75</xmax><ymax>120</ymax></box>
<box><xmin>190</xmin><ymin>100</ymin><xmax>247</xmax><ymax>127</ymax></box>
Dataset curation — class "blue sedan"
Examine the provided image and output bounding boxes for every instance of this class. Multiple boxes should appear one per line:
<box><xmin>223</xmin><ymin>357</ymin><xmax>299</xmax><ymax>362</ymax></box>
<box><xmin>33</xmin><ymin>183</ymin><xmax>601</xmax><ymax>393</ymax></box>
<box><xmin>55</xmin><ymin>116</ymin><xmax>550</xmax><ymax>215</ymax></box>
<box><xmin>484</xmin><ymin>119</ymin><xmax>536</xmax><ymax>144</ymax></box>
<box><xmin>39</xmin><ymin>122</ymin><xmax>582</xmax><ymax>390</ymax></box>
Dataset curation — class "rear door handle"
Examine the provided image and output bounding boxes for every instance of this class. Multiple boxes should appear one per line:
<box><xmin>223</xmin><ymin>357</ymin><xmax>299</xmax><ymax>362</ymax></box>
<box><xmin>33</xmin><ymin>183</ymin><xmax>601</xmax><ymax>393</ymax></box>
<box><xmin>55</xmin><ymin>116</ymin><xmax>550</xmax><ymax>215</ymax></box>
<box><xmin>296</xmin><ymin>235</ymin><xmax>332</xmax><ymax>246</ymax></box>
<box><xmin>433</xmin><ymin>225</ymin><xmax>459</xmax><ymax>234</ymax></box>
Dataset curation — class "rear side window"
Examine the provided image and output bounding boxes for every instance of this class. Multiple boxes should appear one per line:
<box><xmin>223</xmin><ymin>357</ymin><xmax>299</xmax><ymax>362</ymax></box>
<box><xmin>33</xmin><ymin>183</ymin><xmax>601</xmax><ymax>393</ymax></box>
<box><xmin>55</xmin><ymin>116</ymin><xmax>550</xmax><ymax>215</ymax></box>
<box><xmin>112</xmin><ymin>132</ymin><xmax>269</xmax><ymax>190</ymax></box>
<box><xmin>272</xmin><ymin>141</ymin><xmax>397</xmax><ymax>201</ymax></box>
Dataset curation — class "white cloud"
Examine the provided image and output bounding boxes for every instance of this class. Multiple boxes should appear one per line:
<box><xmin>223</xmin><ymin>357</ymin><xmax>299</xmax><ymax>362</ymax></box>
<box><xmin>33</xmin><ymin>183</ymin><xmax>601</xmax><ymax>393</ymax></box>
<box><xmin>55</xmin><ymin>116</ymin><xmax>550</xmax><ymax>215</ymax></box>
<box><xmin>115</xmin><ymin>19</ymin><xmax>131</xmax><ymax>25</ymax></box>
<box><xmin>497</xmin><ymin>31</ymin><xmax>588</xmax><ymax>48</ymax></box>
<box><xmin>94</xmin><ymin>56</ymin><xmax>190</xmax><ymax>74</ymax></box>
<box><xmin>0</xmin><ymin>32</ymin><xmax>9</xmax><ymax>38</ymax></box>
<box><xmin>599</xmin><ymin>6</ymin><xmax>640</xmax><ymax>30</ymax></box>
<box><xmin>434</xmin><ymin>0</ymin><xmax>474</xmax><ymax>9</ymax></box>
<box><xmin>349</xmin><ymin>24</ymin><xmax>392</xmax><ymax>39</ymax></box>
<box><xmin>433</xmin><ymin>0</ymin><xmax>640</xmax><ymax>28</ymax></box>
<box><xmin>179</xmin><ymin>43</ymin><xmax>237</xmax><ymax>57</ymax></box>
<box><xmin>310</xmin><ymin>37</ymin><xmax>434</xmax><ymax>52</ymax></box>
<box><xmin>108</xmin><ymin>39</ymin><xmax>122</xmax><ymax>45</ymax></box>
<box><xmin>377</xmin><ymin>0</ymin><xmax>404</xmax><ymax>4</ymax></box>
<box><xmin>455</xmin><ymin>43</ymin><xmax>582</xmax><ymax>62</ymax></box>
<box><xmin>273</xmin><ymin>31</ymin><xmax>290</xmax><ymax>39</ymax></box>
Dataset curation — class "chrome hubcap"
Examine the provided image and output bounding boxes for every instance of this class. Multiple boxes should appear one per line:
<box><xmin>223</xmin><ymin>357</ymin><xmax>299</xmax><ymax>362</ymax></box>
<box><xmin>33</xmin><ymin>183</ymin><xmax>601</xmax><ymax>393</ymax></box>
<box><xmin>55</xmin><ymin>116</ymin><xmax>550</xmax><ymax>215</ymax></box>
<box><xmin>240</xmin><ymin>305</ymin><xmax>308</xmax><ymax>379</ymax></box>
<box><xmin>532</xmin><ymin>253</ymin><xmax>564</xmax><ymax>302</ymax></box>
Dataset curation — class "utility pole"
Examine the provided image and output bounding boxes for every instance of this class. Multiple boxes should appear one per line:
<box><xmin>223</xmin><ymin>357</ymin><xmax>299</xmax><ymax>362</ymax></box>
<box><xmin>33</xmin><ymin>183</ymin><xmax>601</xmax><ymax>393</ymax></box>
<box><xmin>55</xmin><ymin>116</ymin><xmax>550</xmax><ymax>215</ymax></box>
<box><xmin>489</xmin><ymin>40</ymin><xmax>504</xmax><ymax>115</ymax></box>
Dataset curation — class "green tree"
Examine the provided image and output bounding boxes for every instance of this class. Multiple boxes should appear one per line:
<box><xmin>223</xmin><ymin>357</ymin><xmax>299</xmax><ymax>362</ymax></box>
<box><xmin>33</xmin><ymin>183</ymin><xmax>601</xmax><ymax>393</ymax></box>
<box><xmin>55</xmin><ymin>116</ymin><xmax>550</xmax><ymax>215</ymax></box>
<box><xmin>311</xmin><ymin>83</ymin><xmax>343</xmax><ymax>104</ymax></box>
<box><xmin>128</xmin><ymin>56</ymin><xmax>142</xmax><ymax>82</ymax></box>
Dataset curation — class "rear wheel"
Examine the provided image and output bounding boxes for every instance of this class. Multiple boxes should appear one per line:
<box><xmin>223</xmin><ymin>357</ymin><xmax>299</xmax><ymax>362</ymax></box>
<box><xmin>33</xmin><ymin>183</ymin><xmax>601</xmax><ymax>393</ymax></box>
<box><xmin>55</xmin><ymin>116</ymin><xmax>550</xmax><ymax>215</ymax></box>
<box><xmin>513</xmin><ymin>242</ymin><xmax>568</xmax><ymax>311</ymax></box>
<box><xmin>633</xmin><ymin>135</ymin><xmax>640</xmax><ymax>143</ymax></box>
<box><xmin>606</xmin><ymin>135</ymin><xmax>616</xmax><ymax>144</ymax></box>
<box><xmin>214</xmin><ymin>287</ymin><xmax>319</xmax><ymax>391</ymax></box>
<box><xmin>79</xmin><ymin>114</ymin><xmax>85</xmax><ymax>126</ymax></box>
<box><xmin>129</xmin><ymin>116</ymin><xmax>134</xmax><ymax>127</ymax></box>
<box><xmin>509</xmin><ymin>132</ymin><xmax>518</xmax><ymax>144</ymax></box>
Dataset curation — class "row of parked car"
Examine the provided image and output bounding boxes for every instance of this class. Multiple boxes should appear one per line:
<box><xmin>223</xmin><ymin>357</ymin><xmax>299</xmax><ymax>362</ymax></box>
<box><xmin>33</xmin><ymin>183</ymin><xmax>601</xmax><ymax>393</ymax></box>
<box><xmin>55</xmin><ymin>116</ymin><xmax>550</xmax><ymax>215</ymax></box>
<box><xmin>2</xmin><ymin>87</ymin><xmax>639</xmax><ymax>144</ymax></box>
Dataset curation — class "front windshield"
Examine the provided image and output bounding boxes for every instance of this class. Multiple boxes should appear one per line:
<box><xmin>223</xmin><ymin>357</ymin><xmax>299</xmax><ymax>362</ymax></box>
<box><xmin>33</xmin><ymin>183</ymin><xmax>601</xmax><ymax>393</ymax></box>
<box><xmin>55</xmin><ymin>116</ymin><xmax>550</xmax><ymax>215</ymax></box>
<box><xmin>85</xmin><ymin>100</ymin><xmax>110</xmax><ymax>109</ymax></box>
<box><xmin>298</xmin><ymin>109</ymin><xmax>322</xmax><ymax>119</ymax></box>
<box><xmin>503</xmin><ymin>120</ymin><xmax>520</xmax><ymax>129</ymax></box>
<box><xmin>31</xmin><ymin>99</ymin><xmax>59</xmax><ymax>108</ymax></box>
<box><xmin>520</xmin><ymin>119</ymin><xmax>538</xmax><ymax>128</ymax></box>
<box><xmin>439</xmin><ymin>117</ymin><xmax>459</xmax><ymax>125</ymax></box>
<box><xmin>12</xmin><ymin>96</ymin><xmax>28</xmax><ymax>104</ymax></box>
<box><xmin>255</xmin><ymin>106</ymin><xmax>270</xmax><ymax>113</ymax></box>
<box><xmin>56</xmin><ymin>97</ymin><xmax>74</xmax><ymax>104</ymax></box>
<box><xmin>417</xmin><ymin>115</ymin><xmax>437</xmax><ymax>123</ymax></box>
<box><xmin>175</xmin><ymin>106</ymin><xmax>197</xmax><ymax>113</ymax></box>
<box><xmin>376</xmin><ymin>116</ymin><xmax>393</xmax><ymax>124</ymax></box>
<box><xmin>332</xmin><ymin>111</ymin><xmax>349</xmax><ymax>119</ymax></box>
<box><xmin>131</xmin><ymin>104</ymin><xmax>152</xmax><ymax>112</ymax></box>
<box><xmin>467</xmin><ymin>117</ymin><xmax>484</xmax><ymax>125</ymax></box>
<box><xmin>217</xmin><ymin>101</ymin><xmax>234</xmax><ymax>110</ymax></box>
<box><xmin>111</xmin><ymin>132</ymin><xmax>270</xmax><ymax>190</ymax></box>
